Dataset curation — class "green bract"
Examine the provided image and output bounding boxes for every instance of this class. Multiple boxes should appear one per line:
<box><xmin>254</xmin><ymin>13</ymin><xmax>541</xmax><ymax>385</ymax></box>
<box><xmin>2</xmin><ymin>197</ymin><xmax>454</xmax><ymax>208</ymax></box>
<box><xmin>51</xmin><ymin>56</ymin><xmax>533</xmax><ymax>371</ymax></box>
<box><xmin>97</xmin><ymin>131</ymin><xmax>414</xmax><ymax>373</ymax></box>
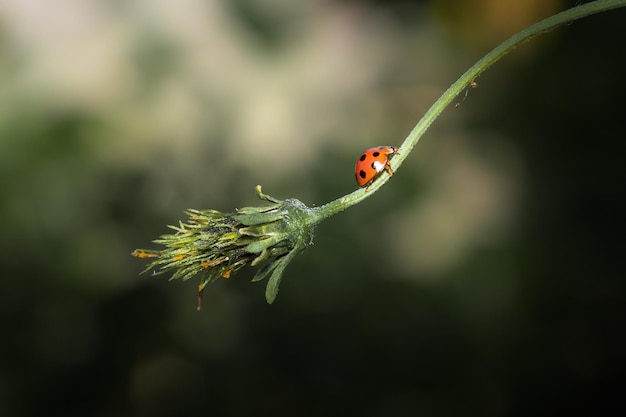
<box><xmin>132</xmin><ymin>186</ymin><xmax>316</xmax><ymax>307</ymax></box>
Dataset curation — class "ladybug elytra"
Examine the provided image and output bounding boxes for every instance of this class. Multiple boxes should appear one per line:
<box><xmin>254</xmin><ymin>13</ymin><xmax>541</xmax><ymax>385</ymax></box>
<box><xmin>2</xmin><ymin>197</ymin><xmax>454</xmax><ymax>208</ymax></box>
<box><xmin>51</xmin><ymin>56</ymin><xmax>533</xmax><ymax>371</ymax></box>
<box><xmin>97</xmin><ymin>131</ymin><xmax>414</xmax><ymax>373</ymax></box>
<box><xmin>354</xmin><ymin>146</ymin><xmax>398</xmax><ymax>188</ymax></box>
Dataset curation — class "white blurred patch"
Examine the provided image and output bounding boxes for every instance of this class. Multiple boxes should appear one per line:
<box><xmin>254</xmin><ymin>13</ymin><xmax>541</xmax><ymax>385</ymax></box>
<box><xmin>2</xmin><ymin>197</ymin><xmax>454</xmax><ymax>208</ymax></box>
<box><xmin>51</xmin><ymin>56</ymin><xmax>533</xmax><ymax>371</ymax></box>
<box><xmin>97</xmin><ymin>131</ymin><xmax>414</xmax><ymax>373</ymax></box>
<box><xmin>385</xmin><ymin>133</ymin><xmax>526</xmax><ymax>279</ymax></box>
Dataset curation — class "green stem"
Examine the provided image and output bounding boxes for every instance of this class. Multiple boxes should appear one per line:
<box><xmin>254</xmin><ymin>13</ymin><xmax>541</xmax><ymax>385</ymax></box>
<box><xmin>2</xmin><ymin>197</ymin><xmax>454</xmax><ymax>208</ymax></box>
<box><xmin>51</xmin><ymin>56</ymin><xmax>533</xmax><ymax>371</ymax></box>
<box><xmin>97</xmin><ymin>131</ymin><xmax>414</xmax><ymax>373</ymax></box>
<box><xmin>309</xmin><ymin>0</ymin><xmax>626</xmax><ymax>225</ymax></box>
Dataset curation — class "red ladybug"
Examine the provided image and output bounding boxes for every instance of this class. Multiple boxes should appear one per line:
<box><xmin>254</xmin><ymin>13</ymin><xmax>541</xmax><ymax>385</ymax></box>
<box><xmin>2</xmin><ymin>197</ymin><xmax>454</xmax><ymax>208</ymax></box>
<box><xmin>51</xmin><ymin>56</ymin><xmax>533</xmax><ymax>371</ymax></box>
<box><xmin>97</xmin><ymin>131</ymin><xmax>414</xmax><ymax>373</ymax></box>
<box><xmin>355</xmin><ymin>146</ymin><xmax>398</xmax><ymax>188</ymax></box>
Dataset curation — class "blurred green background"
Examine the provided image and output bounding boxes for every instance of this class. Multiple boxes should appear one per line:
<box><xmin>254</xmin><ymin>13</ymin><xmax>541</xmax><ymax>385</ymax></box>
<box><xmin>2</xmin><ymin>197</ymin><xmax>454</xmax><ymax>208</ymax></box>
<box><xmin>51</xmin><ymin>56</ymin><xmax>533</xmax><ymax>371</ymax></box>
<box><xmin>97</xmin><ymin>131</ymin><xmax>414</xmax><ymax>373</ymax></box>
<box><xmin>1</xmin><ymin>0</ymin><xmax>625</xmax><ymax>416</ymax></box>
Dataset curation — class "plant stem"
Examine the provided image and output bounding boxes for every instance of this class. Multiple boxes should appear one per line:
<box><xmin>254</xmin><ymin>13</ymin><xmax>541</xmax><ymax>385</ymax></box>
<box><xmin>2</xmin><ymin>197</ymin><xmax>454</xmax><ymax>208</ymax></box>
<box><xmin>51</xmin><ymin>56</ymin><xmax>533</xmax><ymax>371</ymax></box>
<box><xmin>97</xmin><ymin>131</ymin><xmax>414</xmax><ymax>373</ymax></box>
<box><xmin>310</xmin><ymin>0</ymin><xmax>626</xmax><ymax>225</ymax></box>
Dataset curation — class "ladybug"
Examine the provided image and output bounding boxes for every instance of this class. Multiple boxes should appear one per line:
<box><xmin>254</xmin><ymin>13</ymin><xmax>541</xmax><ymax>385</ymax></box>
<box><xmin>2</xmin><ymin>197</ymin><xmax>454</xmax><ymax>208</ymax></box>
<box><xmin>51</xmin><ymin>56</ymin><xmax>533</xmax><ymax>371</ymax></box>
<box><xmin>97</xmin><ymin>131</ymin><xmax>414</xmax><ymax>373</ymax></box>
<box><xmin>355</xmin><ymin>146</ymin><xmax>398</xmax><ymax>188</ymax></box>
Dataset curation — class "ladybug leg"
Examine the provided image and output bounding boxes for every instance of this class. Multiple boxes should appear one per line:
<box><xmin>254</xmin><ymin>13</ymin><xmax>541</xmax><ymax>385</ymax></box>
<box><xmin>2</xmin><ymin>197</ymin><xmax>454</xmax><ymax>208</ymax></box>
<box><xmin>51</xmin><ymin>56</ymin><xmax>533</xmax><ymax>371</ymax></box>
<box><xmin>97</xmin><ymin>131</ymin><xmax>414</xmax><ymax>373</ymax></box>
<box><xmin>385</xmin><ymin>149</ymin><xmax>399</xmax><ymax>177</ymax></box>
<box><xmin>384</xmin><ymin>163</ymin><xmax>395</xmax><ymax>177</ymax></box>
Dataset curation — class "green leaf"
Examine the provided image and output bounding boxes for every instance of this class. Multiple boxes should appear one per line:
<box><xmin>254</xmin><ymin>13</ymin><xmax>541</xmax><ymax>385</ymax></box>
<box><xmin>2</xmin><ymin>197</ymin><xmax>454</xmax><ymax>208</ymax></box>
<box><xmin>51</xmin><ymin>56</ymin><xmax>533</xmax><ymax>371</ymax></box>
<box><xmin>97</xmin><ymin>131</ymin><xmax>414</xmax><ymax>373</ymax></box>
<box><xmin>265</xmin><ymin>246</ymin><xmax>301</xmax><ymax>304</ymax></box>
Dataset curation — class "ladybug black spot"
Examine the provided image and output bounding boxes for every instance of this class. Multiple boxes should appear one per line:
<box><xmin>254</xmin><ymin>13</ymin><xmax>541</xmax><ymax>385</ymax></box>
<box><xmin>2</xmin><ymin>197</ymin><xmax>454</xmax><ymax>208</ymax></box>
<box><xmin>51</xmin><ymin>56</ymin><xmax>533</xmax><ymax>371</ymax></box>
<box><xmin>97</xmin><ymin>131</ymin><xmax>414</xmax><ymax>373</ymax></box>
<box><xmin>359</xmin><ymin>154</ymin><xmax>367</xmax><ymax>162</ymax></box>
<box><xmin>359</xmin><ymin>170</ymin><xmax>367</xmax><ymax>179</ymax></box>
<box><xmin>373</xmin><ymin>151</ymin><xmax>380</xmax><ymax>157</ymax></box>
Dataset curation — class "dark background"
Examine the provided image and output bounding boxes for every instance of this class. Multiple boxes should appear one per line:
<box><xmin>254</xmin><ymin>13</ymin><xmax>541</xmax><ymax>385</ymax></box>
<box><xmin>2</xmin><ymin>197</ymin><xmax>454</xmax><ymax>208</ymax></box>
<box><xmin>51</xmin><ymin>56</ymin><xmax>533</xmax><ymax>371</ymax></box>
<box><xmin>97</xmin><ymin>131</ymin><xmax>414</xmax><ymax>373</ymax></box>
<box><xmin>1</xmin><ymin>1</ymin><xmax>625</xmax><ymax>416</ymax></box>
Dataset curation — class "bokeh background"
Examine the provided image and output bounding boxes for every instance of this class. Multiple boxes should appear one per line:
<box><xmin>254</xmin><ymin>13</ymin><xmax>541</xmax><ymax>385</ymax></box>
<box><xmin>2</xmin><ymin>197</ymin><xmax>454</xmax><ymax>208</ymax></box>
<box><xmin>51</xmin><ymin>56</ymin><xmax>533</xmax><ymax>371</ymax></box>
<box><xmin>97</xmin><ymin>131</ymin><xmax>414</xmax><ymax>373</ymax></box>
<box><xmin>1</xmin><ymin>0</ymin><xmax>625</xmax><ymax>416</ymax></box>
